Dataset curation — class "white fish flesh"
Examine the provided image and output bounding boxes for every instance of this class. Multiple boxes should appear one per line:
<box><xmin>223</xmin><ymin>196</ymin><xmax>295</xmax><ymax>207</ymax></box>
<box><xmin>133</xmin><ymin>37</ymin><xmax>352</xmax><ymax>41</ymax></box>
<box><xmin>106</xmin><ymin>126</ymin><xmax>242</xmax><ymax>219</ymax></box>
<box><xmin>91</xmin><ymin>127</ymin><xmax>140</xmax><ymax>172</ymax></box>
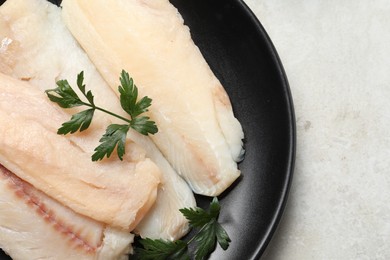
<box><xmin>0</xmin><ymin>164</ymin><xmax>134</xmax><ymax>260</ymax></box>
<box><xmin>0</xmin><ymin>0</ymin><xmax>195</xmax><ymax>240</ymax></box>
<box><xmin>0</xmin><ymin>72</ymin><xmax>161</xmax><ymax>231</ymax></box>
<box><xmin>61</xmin><ymin>0</ymin><xmax>245</xmax><ymax>196</ymax></box>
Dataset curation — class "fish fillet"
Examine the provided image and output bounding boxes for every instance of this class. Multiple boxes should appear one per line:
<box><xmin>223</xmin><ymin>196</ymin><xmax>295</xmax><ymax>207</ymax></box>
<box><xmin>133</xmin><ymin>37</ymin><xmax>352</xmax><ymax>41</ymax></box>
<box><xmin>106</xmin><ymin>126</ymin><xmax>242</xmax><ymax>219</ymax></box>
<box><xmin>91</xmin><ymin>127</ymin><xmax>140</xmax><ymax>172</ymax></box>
<box><xmin>61</xmin><ymin>0</ymin><xmax>245</xmax><ymax>196</ymax></box>
<box><xmin>0</xmin><ymin>164</ymin><xmax>134</xmax><ymax>260</ymax></box>
<box><xmin>0</xmin><ymin>0</ymin><xmax>195</xmax><ymax>240</ymax></box>
<box><xmin>0</xmin><ymin>72</ymin><xmax>161</xmax><ymax>231</ymax></box>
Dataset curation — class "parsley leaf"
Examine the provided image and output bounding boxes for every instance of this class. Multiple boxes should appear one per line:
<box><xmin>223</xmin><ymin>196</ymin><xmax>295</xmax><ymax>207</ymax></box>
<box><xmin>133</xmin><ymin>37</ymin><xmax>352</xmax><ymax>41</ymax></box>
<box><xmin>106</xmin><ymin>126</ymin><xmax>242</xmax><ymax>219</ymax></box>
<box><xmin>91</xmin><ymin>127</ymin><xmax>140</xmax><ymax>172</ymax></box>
<box><xmin>182</xmin><ymin>197</ymin><xmax>230</xmax><ymax>260</ymax></box>
<box><xmin>77</xmin><ymin>71</ymin><xmax>95</xmax><ymax>106</ymax></box>
<box><xmin>179</xmin><ymin>207</ymin><xmax>212</xmax><ymax>228</ymax></box>
<box><xmin>118</xmin><ymin>70</ymin><xmax>157</xmax><ymax>134</ymax></box>
<box><xmin>130</xmin><ymin>116</ymin><xmax>158</xmax><ymax>135</ymax></box>
<box><xmin>193</xmin><ymin>221</ymin><xmax>218</xmax><ymax>260</ymax></box>
<box><xmin>136</xmin><ymin>197</ymin><xmax>230</xmax><ymax>260</ymax></box>
<box><xmin>118</xmin><ymin>70</ymin><xmax>138</xmax><ymax>116</ymax></box>
<box><xmin>57</xmin><ymin>109</ymin><xmax>95</xmax><ymax>135</ymax></box>
<box><xmin>45</xmin><ymin>79</ymin><xmax>85</xmax><ymax>108</ymax></box>
<box><xmin>215</xmin><ymin>222</ymin><xmax>231</xmax><ymax>250</ymax></box>
<box><xmin>135</xmin><ymin>239</ymin><xmax>189</xmax><ymax>260</ymax></box>
<box><xmin>180</xmin><ymin>197</ymin><xmax>221</xmax><ymax>228</ymax></box>
<box><xmin>45</xmin><ymin>70</ymin><xmax>158</xmax><ymax>161</ymax></box>
<box><xmin>92</xmin><ymin>124</ymin><xmax>130</xmax><ymax>161</ymax></box>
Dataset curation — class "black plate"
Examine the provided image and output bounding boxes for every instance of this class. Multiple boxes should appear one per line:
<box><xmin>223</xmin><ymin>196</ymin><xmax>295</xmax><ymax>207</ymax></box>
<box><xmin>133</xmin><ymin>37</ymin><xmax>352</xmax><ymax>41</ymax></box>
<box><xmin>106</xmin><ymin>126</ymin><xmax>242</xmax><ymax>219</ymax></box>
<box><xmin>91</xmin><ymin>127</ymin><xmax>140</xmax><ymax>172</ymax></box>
<box><xmin>0</xmin><ymin>0</ymin><xmax>295</xmax><ymax>259</ymax></box>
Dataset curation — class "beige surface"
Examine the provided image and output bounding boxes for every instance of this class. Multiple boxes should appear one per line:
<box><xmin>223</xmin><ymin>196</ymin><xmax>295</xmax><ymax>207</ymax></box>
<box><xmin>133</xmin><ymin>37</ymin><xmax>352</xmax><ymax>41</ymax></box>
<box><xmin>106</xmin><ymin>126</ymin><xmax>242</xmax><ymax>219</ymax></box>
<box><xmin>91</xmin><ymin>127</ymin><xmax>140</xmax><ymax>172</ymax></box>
<box><xmin>243</xmin><ymin>1</ymin><xmax>390</xmax><ymax>259</ymax></box>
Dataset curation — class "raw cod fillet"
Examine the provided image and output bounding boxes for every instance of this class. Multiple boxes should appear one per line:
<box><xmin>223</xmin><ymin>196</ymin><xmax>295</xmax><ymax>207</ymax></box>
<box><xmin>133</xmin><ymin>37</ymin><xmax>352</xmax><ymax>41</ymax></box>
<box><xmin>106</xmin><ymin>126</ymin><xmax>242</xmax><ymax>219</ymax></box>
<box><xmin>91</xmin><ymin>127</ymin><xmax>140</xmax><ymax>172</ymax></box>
<box><xmin>62</xmin><ymin>0</ymin><xmax>245</xmax><ymax>196</ymax></box>
<box><xmin>0</xmin><ymin>164</ymin><xmax>134</xmax><ymax>260</ymax></box>
<box><xmin>0</xmin><ymin>0</ymin><xmax>196</xmax><ymax>240</ymax></box>
<box><xmin>0</xmin><ymin>72</ymin><xmax>161</xmax><ymax>231</ymax></box>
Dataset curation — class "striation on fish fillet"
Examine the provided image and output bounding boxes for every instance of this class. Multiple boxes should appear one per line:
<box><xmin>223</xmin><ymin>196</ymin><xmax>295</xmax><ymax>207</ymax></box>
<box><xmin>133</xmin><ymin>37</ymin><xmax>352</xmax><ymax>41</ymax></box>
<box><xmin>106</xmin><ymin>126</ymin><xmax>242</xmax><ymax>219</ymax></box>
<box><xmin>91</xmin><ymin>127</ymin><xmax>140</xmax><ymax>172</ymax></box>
<box><xmin>0</xmin><ymin>164</ymin><xmax>134</xmax><ymax>260</ymax></box>
<box><xmin>0</xmin><ymin>72</ymin><xmax>161</xmax><ymax>231</ymax></box>
<box><xmin>61</xmin><ymin>0</ymin><xmax>245</xmax><ymax>196</ymax></box>
<box><xmin>0</xmin><ymin>0</ymin><xmax>195</xmax><ymax>240</ymax></box>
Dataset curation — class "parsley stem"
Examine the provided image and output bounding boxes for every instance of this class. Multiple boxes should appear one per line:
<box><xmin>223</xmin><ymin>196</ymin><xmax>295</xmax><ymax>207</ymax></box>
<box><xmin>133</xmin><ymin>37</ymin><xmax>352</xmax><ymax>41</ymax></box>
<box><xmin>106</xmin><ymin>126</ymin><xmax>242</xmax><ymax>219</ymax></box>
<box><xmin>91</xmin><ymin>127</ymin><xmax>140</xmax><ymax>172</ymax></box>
<box><xmin>95</xmin><ymin>106</ymin><xmax>132</xmax><ymax>124</ymax></box>
<box><xmin>186</xmin><ymin>235</ymin><xmax>196</xmax><ymax>246</ymax></box>
<box><xmin>82</xmin><ymin>102</ymin><xmax>132</xmax><ymax>124</ymax></box>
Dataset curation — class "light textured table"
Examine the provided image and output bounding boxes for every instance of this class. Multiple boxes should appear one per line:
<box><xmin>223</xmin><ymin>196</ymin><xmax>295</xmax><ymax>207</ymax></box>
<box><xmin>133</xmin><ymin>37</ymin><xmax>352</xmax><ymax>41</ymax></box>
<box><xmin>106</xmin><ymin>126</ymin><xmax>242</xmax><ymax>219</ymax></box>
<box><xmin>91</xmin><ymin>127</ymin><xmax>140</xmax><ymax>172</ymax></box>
<box><xmin>243</xmin><ymin>1</ymin><xmax>390</xmax><ymax>259</ymax></box>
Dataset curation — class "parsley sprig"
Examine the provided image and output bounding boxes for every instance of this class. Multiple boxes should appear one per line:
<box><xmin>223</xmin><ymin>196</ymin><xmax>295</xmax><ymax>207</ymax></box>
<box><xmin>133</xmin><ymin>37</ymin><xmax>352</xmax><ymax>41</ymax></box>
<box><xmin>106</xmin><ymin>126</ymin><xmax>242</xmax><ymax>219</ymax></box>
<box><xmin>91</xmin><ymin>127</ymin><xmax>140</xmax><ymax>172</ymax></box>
<box><xmin>45</xmin><ymin>70</ymin><xmax>157</xmax><ymax>161</ymax></box>
<box><xmin>135</xmin><ymin>197</ymin><xmax>231</xmax><ymax>260</ymax></box>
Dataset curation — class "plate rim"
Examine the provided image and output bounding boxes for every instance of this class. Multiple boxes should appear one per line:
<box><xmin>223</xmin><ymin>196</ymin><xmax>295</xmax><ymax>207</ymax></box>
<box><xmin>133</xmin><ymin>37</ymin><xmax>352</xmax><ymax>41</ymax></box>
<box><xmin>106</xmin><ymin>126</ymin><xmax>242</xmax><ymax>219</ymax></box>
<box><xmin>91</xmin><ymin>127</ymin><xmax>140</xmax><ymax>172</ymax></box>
<box><xmin>236</xmin><ymin>0</ymin><xmax>296</xmax><ymax>258</ymax></box>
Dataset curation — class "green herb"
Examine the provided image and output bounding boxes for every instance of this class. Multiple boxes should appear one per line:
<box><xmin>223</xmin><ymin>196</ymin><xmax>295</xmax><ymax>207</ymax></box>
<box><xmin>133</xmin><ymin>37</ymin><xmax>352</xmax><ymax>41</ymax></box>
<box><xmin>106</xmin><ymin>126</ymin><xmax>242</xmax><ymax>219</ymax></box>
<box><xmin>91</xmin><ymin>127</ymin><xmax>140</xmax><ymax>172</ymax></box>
<box><xmin>135</xmin><ymin>197</ymin><xmax>231</xmax><ymax>260</ymax></box>
<box><xmin>45</xmin><ymin>70</ymin><xmax>157</xmax><ymax>161</ymax></box>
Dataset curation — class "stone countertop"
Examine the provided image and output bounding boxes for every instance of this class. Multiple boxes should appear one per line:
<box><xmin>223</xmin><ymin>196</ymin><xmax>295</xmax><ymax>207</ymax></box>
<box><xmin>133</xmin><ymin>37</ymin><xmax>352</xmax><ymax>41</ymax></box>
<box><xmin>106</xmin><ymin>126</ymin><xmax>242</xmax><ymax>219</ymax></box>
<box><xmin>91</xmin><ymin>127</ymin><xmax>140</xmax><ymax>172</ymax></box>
<box><xmin>243</xmin><ymin>1</ymin><xmax>390</xmax><ymax>259</ymax></box>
